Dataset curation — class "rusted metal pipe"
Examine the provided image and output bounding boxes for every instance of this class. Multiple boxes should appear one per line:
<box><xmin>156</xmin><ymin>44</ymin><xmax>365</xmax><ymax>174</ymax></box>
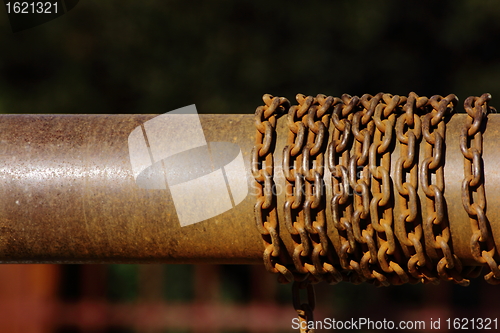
<box><xmin>0</xmin><ymin>113</ymin><xmax>496</xmax><ymax>266</ymax></box>
<box><xmin>0</xmin><ymin>114</ymin><xmax>261</xmax><ymax>264</ymax></box>
<box><xmin>444</xmin><ymin>114</ymin><xmax>500</xmax><ymax>266</ymax></box>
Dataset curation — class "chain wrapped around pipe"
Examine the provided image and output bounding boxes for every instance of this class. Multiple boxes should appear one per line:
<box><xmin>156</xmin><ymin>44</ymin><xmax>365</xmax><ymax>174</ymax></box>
<box><xmin>328</xmin><ymin>94</ymin><xmax>362</xmax><ymax>284</ymax></box>
<box><xmin>460</xmin><ymin>93</ymin><xmax>499</xmax><ymax>285</ymax></box>
<box><xmin>421</xmin><ymin>94</ymin><xmax>470</xmax><ymax>286</ymax></box>
<box><xmin>255</xmin><ymin>91</ymin><xmax>500</xmax><ymax>287</ymax></box>
<box><xmin>282</xmin><ymin>94</ymin><xmax>315</xmax><ymax>282</ymax></box>
<box><xmin>394</xmin><ymin>92</ymin><xmax>438</xmax><ymax>284</ymax></box>
<box><xmin>252</xmin><ymin>94</ymin><xmax>293</xmax><ymax>283</ymax></box>
<box><xmin>368</xmin><ymin>93</ymin><xmax>413</xmax><ymax>286</ymax></box>
<box><xmin>304</xmin><ymin>94</ymin><xmax>343</xmax><ymax>285</ymax></box>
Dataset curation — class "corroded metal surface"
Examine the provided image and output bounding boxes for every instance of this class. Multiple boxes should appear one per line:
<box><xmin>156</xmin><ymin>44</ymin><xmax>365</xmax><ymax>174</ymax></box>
<box><xmin>256</xmin><ymin>93</ymin><xmax>499</xmax><ymax>288</ymax></box>
<box><xmin>252</xmin><ymin>96</ymin><xmax>293</xmax><ymax>278</ymax></box>
<box><xmin>0</xmin><ymin>107</ymin><xmax>498</xmax><ymax>272</ymax></box>
<box><xmin>0</xmin><ymin>114</ymin><xmax>262</xmax><ymax>264</ymax></box>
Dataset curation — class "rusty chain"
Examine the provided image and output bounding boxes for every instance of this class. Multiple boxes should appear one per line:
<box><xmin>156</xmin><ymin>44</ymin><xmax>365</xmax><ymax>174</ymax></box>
<box><xmin>303</xmin><ymin>94</ymin><xmax>344</xmax><ymax>285</ymax></box>
<box><xmin>394</xmin><ymin>92</ymin><xmax>437</xmax><ymax>284</ymax></box>
<box><xmin>283</xmin><ymin>94</ymin><xmax>315</xmax><ymax>282</ymax></box>
<box><xmin>421</xmin><ymin>94</ymin><xmax>470</xmax><ymax>286</ymax></box>
<box><xmin>346</xmin><ymin>93</ymin><xmax>377</xmax><ymax>284</ymax></box>
<box><xmin>328</xmin><ymin>94</ymin><xmax>361</xmax><ymax>283</ymax></box>
<box><xmin>253</xmin><ymin>94</ymin><xmax>293</xmax><ymax>283</ymax></box>
<box><xmin>460</xmin><ymin>93</ymin><xmax>500</xmax><ymax>285</ymax></box>
<box><xmin>282</xmin><ymin>94</ymin><xmax>329</xmax><ymax>330</ymax></box>
<box><xmin>255</xmin><ymin>92</ymin><xmax>499</xmax><ymax>332</ymax></box>
<box><xmin>368</xmin><ymin>93</ymin><xmax>413</xmax><ymax>286</ymax></box>
<box><xmin>292</xmin><ymin>281</ymin><xmax>316</xmax><ymax>333</ymax></box>
<box><xmin>253</xmin><ymin>91</ymin><xmax>500</xmax><ymax>332</ymax></box>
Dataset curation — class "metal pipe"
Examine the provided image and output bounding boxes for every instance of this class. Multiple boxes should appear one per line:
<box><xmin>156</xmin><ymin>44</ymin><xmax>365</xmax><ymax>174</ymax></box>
<box><xmin>0</xmin><ymin>113</ymin><xmax>497</xmax><ymax>266</ymax></box>
<box><xmin>0</xmin><ymin>114</ymin><xmax>261</xmax><ymax>264</ymax></box>
<box><xmin>445</xmin><ymin>114</ymin><xmax>499</xmax><ymax>266</ymax></box>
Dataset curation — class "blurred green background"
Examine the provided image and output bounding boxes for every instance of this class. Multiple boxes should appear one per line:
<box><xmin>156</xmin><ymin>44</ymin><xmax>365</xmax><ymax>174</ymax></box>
<box><xmin>1</xmin><ymin>0</ymin><xmax>500</xmax><ymax>115</ymax></box>
<box><xmin>1</xmin><ymin>0</ymin><xmax>500</xmax><ymax>332</ymax></box>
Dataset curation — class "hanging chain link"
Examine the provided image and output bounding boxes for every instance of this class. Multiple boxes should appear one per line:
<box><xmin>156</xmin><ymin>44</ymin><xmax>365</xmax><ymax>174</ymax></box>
<box><xmin>282</xmin><ymin>94</ymin><xmax>328</xmax><ymax>329</ymax></box>
<box><xmin>253</xmin><ymin>94</ymin><xmax>293</xmax><ymax>283</ymax></box>
<box><xmin>460</xmin><ymin>93</ymin><xmax>500</xmax><ymax>285</ymax></box>
<box><xmin>292</xmin><ymin>281</ymin><xmax>316</xmax><ymax>333</ymax></box>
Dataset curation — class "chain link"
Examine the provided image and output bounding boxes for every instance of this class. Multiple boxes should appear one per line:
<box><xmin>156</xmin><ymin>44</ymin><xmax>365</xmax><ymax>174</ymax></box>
<box><xmin>256</xmin><ymin>91</ymin><xmax>500</xmax><ymax>297</ymax></box>
<box><xmin>368</xmin><ymin>93</ymin><xmax>414</xmax><ymax>285</ymax></box>
<box><xmin>393</xmin><ymin>92</ymin><xmax>437</xmax><ymax>284</ymax></box>
<box><xmin>328</xmin><ymin>94</ymin><xmax>365</xmax><ymax>283</ymax></box>
<box><xmin>292</xmin><ymin>281</ymin><xmax>316</xmax><ymax>333</ymax></box>
<box><xmin>252</xmin><ymin>91</ymin><xmax>500</xmax><ymax>333</ymax></box>
<box><xmin>283</xmin><ymin>94</ymin><xmax>316</xmax><ymax>281</ymax></box>
<box><xmin>253</xmin><ymin>94</ymin><xmax>294</xmax><ymax>283</ymax></box>
<box><xmin>304</xmin><ymin>94</ymin><xmax>344</xmax><ymax>284</ymax></box>
<box><xmin>420</xmin><ymin>94</ymin><xmax>470</xmax><ymax>286</ymax></box>
<box><xmin>345</xmin><ymin>93</ymin><xmax>376</xmax><ymax>284</ymax></box>
<box><xmin>460</xmin><ymin>93</ymin><xmax>500</xmax><ymax>284</ymax></box>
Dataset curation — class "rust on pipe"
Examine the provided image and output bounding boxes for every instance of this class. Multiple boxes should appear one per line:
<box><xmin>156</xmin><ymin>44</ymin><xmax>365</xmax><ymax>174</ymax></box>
<box><xmin>0</xmin><ymin>114</ymin><xmax>261</xmax><ymax>264</ymax></box>
<box><xmin>0</xmin><ymin>113</ymin><xmax>497</xmax><ymax>266</ymax></box>
<box><xmin>445</xmin><ymin>114</ymin><xmax>500</xmax><ymax>266</ymax></box>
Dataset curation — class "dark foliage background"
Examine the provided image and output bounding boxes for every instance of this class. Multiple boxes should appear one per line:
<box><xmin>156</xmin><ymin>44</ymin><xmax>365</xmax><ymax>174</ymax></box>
<box><xmin>1</xmin><ymin>1</ymin><xmax>500</xmax><ymax>115</ymax></box>
<box><xmin>1</xmin><ymin>1</ymin><xmax>500</xmax><ymax>332</ymax></box>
